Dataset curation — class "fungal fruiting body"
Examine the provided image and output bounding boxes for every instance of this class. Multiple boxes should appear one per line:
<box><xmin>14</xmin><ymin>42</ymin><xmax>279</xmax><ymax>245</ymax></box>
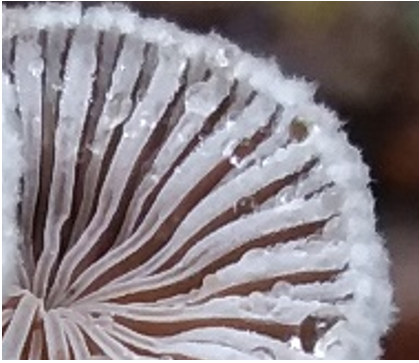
<box><xmin>2</xmin><ymin>4</ymin><xmax>393</xmax><ymax>360</ymax></box>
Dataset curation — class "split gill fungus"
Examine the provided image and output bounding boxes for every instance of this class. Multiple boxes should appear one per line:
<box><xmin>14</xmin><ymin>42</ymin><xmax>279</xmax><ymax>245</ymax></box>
<box><xmin>2</xmin><ymin>3</ymin><xmax>393</xmax><ymax>360</ymax></box>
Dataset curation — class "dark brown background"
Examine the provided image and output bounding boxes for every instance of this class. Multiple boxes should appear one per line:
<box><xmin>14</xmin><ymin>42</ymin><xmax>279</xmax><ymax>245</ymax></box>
<box><xmin>5</xmin><ymin>2</ymin><xmax>419</xmax><ymax>359</ymax></box>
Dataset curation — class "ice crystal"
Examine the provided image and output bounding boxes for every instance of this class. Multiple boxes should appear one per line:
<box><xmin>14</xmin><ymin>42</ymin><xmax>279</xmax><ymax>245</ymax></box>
<box><xmin>2</xmin><ymin>3</ymin><xmax>393</xmax><ymax>359</ymax></box>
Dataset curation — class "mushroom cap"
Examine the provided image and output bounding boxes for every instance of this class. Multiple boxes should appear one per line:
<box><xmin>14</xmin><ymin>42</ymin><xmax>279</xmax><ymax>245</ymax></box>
<box><xmin>2</xmin><ymin>3</ymin><xmax>393</xmax><ymax>360</ymax></box>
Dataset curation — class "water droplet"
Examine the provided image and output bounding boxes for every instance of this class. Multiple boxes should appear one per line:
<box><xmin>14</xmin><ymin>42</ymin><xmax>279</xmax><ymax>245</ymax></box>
<box><xmin>176</xmin><ymin>132</ymin><xmax>186</xmax><ymax>143</ymax></box>
<box><xmin>275</xmin><ymin>187</ymin><xmax>295</xmax><ymax>206</ymax></box>
<box><xmin>215</xmin><ymin>48</ymin><xmax>229</xmax><ymax>67</ymax></box>
<box><xmin>148</xmin><ymin>120</ymin><xmax>158</xmax><ymax>130</ymax></box>
<box><xmin>288</xmin><ymin>336</ymin><xmax>303</xmax><ymax>351</ymax></box>
<box><xmin>173</xmin><ymin>166</ymin><xmax>182</xmax><ymax>176</ymax></box>
<box><xmin>185</xmin><ymin>83</ymin><xmax>215</xmax><ymax>114</ymax></box>
<box><xmin>29</xmin><ymin>59</ymin><xmax>43</xmax><ymax>78</ymax></box>
<box><xmin>225</xmin><ymin>120</ymin><xmax>235</xmax><ymax>131</ymax></box>
<box><xmin>107</xmin><ymin>93</ymin><xmax>131</xmax><ymax>117</ymax></box>
<box><xmin>138</xmin><ymin>118</ymin><xmax>149</xmax><ymax>128</ymax></box>
<box><xmin>229</xmin><ymin>155</ymin><xmax>242</xmax><ymax>168</ymax></box>
<box><xmin>261</xmin><ymin>156</ymin><xmax>272</xmax><ymax>167</ymax></box>
<box><xmin>289</xmin><ymin>118</ymin><xmax>308</xmax><ymax>142</ymax></box>
<box><xmin>234</xmin><ymin>197</ymin><xmax>256</xmax><ymax>213</ymax></box>
<box><xmin>87</xmin><ymin>142</ymin><xmax>102</xmax><ymax>156</ymax></box>
<box><xmin>222</xmin><ymin>140</ymin><xmax>236</xmax><ymax>158</ymax></box>
<box><xmin>313</xmin><ymin>342</ymin><xmax>327</xmax><ymax>359</ymax></box>
<box><xmin>52</xmin><ymin>83</ymin><xmax>63</xmax><ymax>92</ymax></box>
<box><xmin>311</xmin><ymin>123</ymin><xmax>321</xmax><ymax>135</ymax></box>
<box><xmin>33</xmin><ymin>116</ymin><xmax>41</xmax><ymax>124</ymax></box>
<box><xmin>150</xmin><ymin>173</ymin><xmax>160</xmax><ymax>183</ymax></box>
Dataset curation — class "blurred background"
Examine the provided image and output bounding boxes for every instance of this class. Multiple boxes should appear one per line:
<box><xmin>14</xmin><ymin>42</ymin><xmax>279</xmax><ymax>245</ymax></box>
<box><xmin>6</xmin><ymin>1</ymin><xmax>419</xmax><ymax>359</ymax></box>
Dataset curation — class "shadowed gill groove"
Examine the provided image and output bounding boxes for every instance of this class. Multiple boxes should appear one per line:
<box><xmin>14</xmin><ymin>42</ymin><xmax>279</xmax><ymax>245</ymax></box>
<box><xmin>107</xmin><ymin>218</ymin><xmax>330</xmax><ymax>304</ymax></box>
<box><xmin>76</xmin><ymin>103</ymin><xmax>281</xmax><ymax>295</ymax></box>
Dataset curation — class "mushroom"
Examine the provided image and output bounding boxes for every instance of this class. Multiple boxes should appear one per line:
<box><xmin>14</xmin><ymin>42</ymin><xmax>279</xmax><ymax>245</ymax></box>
<box><xmin>2</xmin><ymin>3</ymin><xmax>393</xmax><ymax>359</ymax></box>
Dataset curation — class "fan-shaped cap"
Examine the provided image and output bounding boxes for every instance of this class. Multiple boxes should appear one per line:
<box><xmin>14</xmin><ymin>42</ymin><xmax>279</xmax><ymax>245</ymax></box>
<box><xmin>2</xmin><ymin>3</ymin><xmax>393</xmax><ymax>359</ymax></box>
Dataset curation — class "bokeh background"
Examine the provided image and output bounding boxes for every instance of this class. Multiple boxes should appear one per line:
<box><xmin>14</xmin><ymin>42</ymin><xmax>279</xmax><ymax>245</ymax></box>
<box><xmin>5</xmin><ymin>1</ymin><xmax>419</xmax><ymax>359</ymax></box>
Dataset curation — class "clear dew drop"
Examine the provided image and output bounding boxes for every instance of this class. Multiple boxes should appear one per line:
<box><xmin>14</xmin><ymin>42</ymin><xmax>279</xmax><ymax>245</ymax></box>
<box><xmin>288</xmin><ymin>336</ymin><xmax>303</xmax><ymax>351</ymax></box>
<box><xmin>105</xmin><ymin>93</ymin><xmax>132</xmax><ymax>128</ymax></box>
<box><xmin>289</xmin><ymin>118</ymin><xmax>309</xmax><ymax>142</ymax></box>
<box><xmin>260</xmin><ymin>154</ymin><xmax>273</xmax><ymax>168</ymax></box>
<box><xmin>225</xmin><ymin>120</ymin><xmax>235</xmax><ymax>130</ymax></box>
<box><xmin>94</xmin><ymin>314</ymin><xmax>114</xmax><ymax>329</ymax></box>
<box><xmin>229</xmin><ymin>155</ymin><xmax>242</xmax><ymax>168</ymax></box>
<box><xmin>87</xmin><ymin>141</ymin><xmax>102</xmax><ymax>156</ymax></box>
<box><xmin>51</xmin><ymin>82</ymin><xmax>63</xmax><ymax>92</ymax></box>
<box><xmin>185</xmin><ymin>84</ymin><xmax>213</xmax><ymax>114</ymax></box>
<box><xmin>222</xmin><ymin>140</ymin><xmax>236</xmax><ymax>158</ymax></box>
<box><xmin>28</xmin><ymin>59</ymin><xmax>44</xmax><ymax>78</ymax></box>
<box><xmin>139</xmin><ymin>118</ymin><xmax>148</xmax><ymax>128</ymax></box>
<box><xmin>234</xmin><ymin>197</ymin><xmax>256</xmax><ymax>213</ymax></box>
<box><xmin>215</xmin><ymin>48</ymin><xmax>229</xmax><ymax>68</ymax></box>
<box><xmin>149</xmin><ymin>170</ymin><xmax>160</xmax><ymax>184</ymax></box>
<box><xmin>313</xmin><ymin>338</ymin><xmax>328</xmax><ymax>359</ymax></box>
<box><xmin>122</xmin><ymin>130</ymin><xmax>138</xmax><ymax>140</ymax></box>
<box><xmin>32</xmin><ymin>116</ymin><xmax>41</xmax><ymax>124</ymax></box>
<box><xmin>275</xmin><ymin>187</ymin><xmax>295</xmax><ymax>206</ymax></box>
<box><xmin>176</xmin><ymin>132</ymin><xmax>186</xmax><ymax>143</ymax></box>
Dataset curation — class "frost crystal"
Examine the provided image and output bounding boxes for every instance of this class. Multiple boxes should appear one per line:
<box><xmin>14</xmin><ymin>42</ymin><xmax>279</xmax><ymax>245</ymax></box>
<box><xmin>2</xmin><ymin>3</ymin><xmax>393</xmax><ymax>360</ymax></box>
<box><xmin>2</xmin><ymin>74</ymin><xmax>24</xmax><ymax>301</ymax></box>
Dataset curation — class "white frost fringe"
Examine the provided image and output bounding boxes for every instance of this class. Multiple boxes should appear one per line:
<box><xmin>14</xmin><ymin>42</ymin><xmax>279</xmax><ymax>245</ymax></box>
<box><xmin>2</xmin><ymin>73</ymin><xmax>24</xmax><ymax>301</ymax></box>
